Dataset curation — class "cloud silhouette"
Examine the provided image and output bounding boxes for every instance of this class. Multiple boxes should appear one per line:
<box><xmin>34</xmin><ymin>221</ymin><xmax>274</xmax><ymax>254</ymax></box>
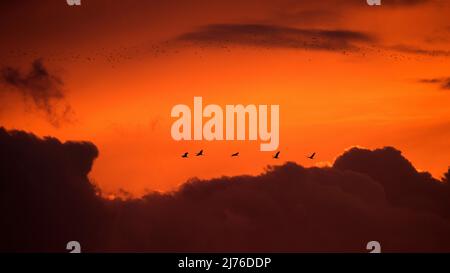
<box><xmin>176</xmin><ymin>24</ymin><xmax>375</xmax><ymax>52</ymax></box>
<box><xmin>443</xmin><ymin>168</ymin><xmax>450</xmax><ymax>183</ymax></box>
<box><xmin>1</xmin><ymin>127</ymin><xmax>450</xmax><ymax>252</ymax></box>
<box><xmin>0</xmin><ymin>59</ymin><xmax>73</xmax><ymax>126</ymax></box>
<box><xmin>391</xmin><ymin>44</ymin><xmax>450</xmax><ymax>57</ymax></box>
<box><xmin>177</xmin><ymin>23</ymin><xmax>450</xmax><ymax>58</ymax></box>
<box><xmin>0</xmin><ymin>127</ymin><xmax>106</xmax><ymax>251</ymax></box>
<box><xmin>334</xmin><ymin>147</ymin><xmax>450</xmax><ymax>218</ymax></box>
<box><xmin>418</xmin><ymin>77</ymin><xmax>450</xmax><ymax>90</ymax></box>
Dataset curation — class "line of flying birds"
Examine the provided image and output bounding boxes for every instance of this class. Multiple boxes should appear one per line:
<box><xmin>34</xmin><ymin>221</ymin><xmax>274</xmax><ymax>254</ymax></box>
<box><xmin>181</xmin><ymin>150</ymin><xmax>316</xmax><ymax>160</ymax></box>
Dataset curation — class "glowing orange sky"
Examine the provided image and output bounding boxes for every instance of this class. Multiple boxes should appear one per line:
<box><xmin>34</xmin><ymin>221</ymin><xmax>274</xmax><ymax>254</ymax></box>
<box><xmin>0</xmin><ymin>0</ymin><xmax>449</xmax><ymax>196</ymax></box>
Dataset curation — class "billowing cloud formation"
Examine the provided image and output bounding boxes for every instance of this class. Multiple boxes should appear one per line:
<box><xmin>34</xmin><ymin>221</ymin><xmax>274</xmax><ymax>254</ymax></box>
<box><xmin>176</xmin><ymin>24</ymin><xmax>374</xmax><ymax>52</ymax></box>
<box><xmin>334</xmin><ymin>147</ymin><xmax>450</xmax><ymax>218</ymax></box>
<box><xmin>0</xmin><ymin>59</ymin><xmax>73</xmax><ymax>126</ymax></box>
<box><xmin>0</xmin><ymin>127</ymin><xmax>104</xmax><ymax>252</ymax></box>
<box><xmin>419</xmin><ymin>77</ymin><xmax>450</xmax><ymax>90</ymax></box>
<box><xmin>1</xmin><ymin>127</ymin><xmax>450</xmax><ymax>252</ymax></box>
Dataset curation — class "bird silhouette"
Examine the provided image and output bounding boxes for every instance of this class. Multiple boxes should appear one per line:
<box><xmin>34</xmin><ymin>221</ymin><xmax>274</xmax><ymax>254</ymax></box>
<box><xmin>196</xmin><ymin>150</ymin><xmax>204</xmax><ymax>156</ymax></box>
<box><xmin>307</xmin><ymin>152</ymin><xmax>316</xmax><ymax>159</ymax></box>
<box><xmin>181</xmin><ymin>152</ymin><xmax>188</xmax><ymax>158</ymax></box>
<box><xmin>273</xmin><ymin>151</ymin><xmax>280</xmax><ymax>159</ymax></box>
<box><xmin>231</xmin><ymin>152</ymin><xmax>239</xmax><ymax>157</ymax></box>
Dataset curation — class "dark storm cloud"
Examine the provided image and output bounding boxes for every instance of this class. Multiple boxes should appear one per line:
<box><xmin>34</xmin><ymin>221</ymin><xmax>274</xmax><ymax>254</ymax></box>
<box><xmin>0</xmin><ymin>127</ymin><xmax>103</xmax><ymax>252</ymax></box>
<box><xmin>418</xmin><ymin>77</ymin><xmax>450</xmax><ymax>90</ymax></box>
<box><xmin>0</xmin><ymin>59</ymin><xmax>73</xmax><ymax>126</ymax></box>
<box><xmin>334</xmin><ymin>147</ymin><xmax>450</xmax><ymax>217</ymax></box>
<box><xmin>1</xmin><ymin>127</ymin><xmax>450</xmax><ymax>252</ymax></box>
<box><xmin>176</xmin><ymin>24</ymin><xmax>375</xmax><ymax>51</ymax></box>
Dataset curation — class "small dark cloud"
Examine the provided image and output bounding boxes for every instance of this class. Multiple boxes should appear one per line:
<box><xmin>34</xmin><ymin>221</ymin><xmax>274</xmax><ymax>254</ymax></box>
<box><xmin>443</xmin><ymin>81</ymin><xmax>450</xmax><ymax>89</ymax></box>
<box><xmin>175</xmin><ymin>24</ymin><xmax>449</xmax><ymax>59</ymax></box>
<box><xmin>0</xmin><ymin>59</ymin><xmax>73</xmax><ymax>126</ymax></box>
<box><xmin>1</xmin><ymin>127</ymin><xmax>450</xmax><ymax>252</ymax></box>
<box><xmin>418</xmin><ymin>77</ymin><xmax>450</xmax><ymax>90</ymax></box>
<box><xmin>176</xmin><ymin>24</ymin><xmax>375</xmax><ymax>52</ymax></box>
<box><xmin>391</xmin><ymin>44</ymin><xmax>450</xmax><ymax>57</ymax></box>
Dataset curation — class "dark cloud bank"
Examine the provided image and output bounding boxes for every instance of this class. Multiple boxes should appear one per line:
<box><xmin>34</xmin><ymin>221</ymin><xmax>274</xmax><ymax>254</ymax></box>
<box><xmin>1</xmin><ymin>127</ymin><xmax>450</xmax><ymax>252</ymax></box>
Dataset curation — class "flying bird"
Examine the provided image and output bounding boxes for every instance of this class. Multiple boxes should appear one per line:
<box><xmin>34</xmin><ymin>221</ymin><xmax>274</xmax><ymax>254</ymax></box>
<box><xmin>231</xmin><ymin>152</ymin><xmax>239</xmax><ymax>157</ymax></box>
<box><xmin>181</xmin><ymin>152</ymin><xmax>188</xmax><ymax>158</ymax></box>
<box><xmin>196</xmin><ymin>150</ymin><xmax>204</xmax><ymax>156</ymax></box>
<box><xmin>307</xmin><ymin>152</ymin><xmax>316</xmax><ymax>159</ymax></box>
<box><xmin>273</xmin><ymin>151</ymin><xmax>280</xmax><ymax>159</ymax></box>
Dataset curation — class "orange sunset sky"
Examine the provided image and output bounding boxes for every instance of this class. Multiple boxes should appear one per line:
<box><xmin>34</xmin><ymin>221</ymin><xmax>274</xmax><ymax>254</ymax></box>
<box><xmin>0</xmin><ymin>0</ymin><xmax>449</xmax><ymax>196</ymax></box>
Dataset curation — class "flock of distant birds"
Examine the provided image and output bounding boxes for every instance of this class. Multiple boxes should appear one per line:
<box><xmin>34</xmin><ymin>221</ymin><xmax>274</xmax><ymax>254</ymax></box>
<box><xmin>4</xmin><ymin>36</ymin><xmax>437</xmax><ymax>70</ymax></box>
<box><xmin>181</xmin><ymin>150</ymin><xmax>316</xmax><ymax>160</ymax></box>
